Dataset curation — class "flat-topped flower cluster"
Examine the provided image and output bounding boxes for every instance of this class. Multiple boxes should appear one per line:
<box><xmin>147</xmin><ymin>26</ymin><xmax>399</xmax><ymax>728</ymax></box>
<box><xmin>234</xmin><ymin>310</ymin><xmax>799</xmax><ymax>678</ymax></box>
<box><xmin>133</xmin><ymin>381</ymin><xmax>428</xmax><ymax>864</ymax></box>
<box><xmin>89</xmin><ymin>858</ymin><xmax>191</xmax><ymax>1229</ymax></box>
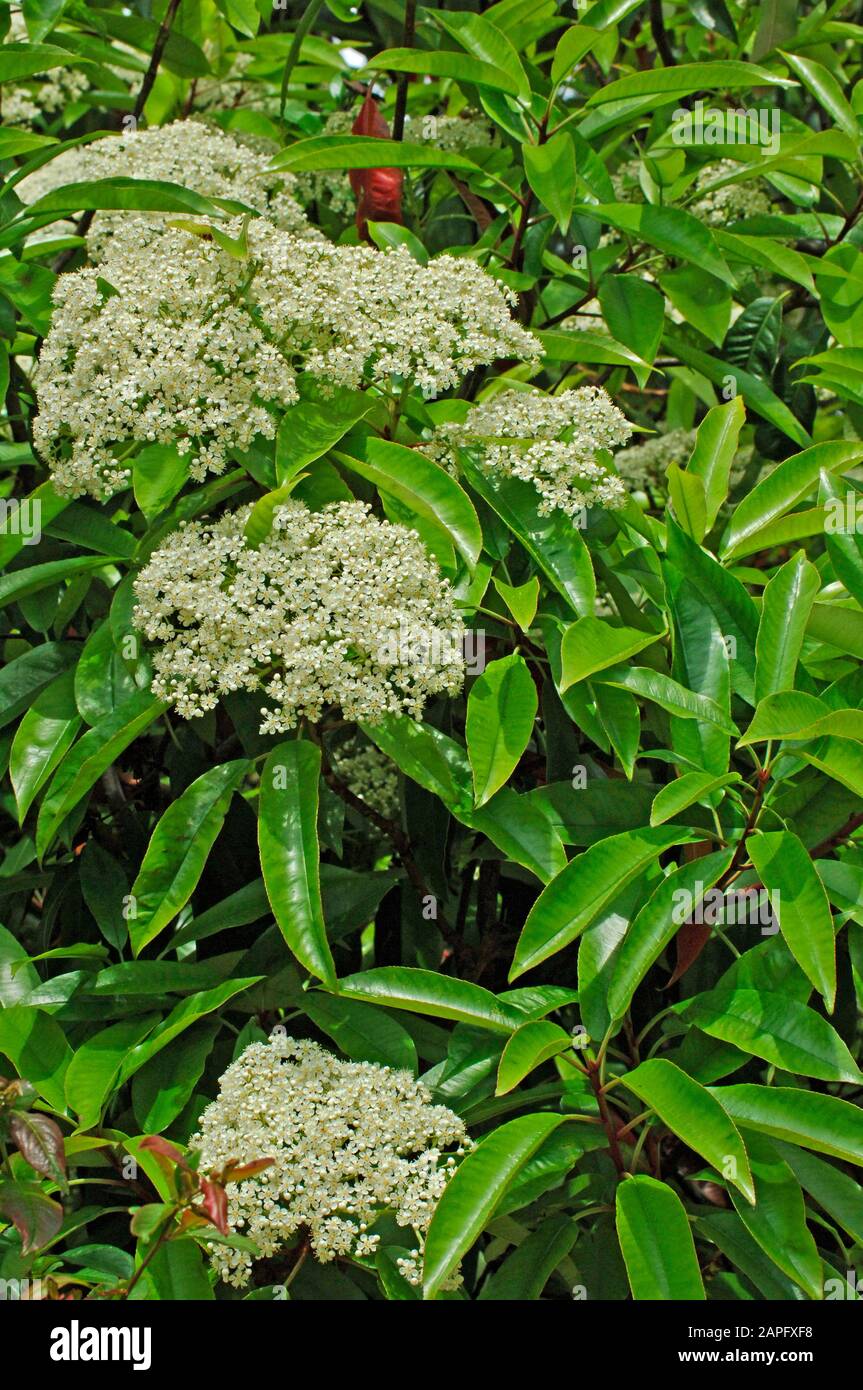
<box><xmin>193</xmin><ymin>1034</ymin><xmax>469</xmax><ymax>1288</ymax></box>
<box><xmin>424</xmin><ymin>385</ymin><xmax>632</xmax><ymax>519</ymax></box>
<box><xmin>132</xmin><ymin>499</ymin><xmax>466</xmax><ymax>733</ymax></box>
<box><xmin>34</xmin><ymin>217</ymin><xmax>540</xmax><ymax>498</ymax></box>
<box><xmin>18</xmin><ymin>118</ymin><xmax>315</xmax><ymax>251</ymax></box>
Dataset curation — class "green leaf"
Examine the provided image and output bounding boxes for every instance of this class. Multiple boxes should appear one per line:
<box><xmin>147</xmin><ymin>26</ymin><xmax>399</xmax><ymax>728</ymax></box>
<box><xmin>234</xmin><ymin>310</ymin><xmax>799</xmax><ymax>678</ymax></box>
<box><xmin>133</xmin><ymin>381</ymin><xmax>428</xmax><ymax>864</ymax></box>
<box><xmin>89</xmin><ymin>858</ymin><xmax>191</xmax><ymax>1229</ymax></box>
<box><xmin>524</xmin><ymin>132</ymin><xmax>576</xmax><ymax>234</ymax></box>
<box><xmin>510</xmin><ymin>825</ymin><xmax>697</xmax><ymax>979</ymax></box>
<box><xmin>773</xmin><ymin>1140</ymin><xmax>863</xmax><ymax>1248</ymax></box>
<box><xmin>0</xmin><ymin>41</ymin><xmax>88</xmax><ymax>82</ymax></box>
<box><xmin>271</xmin><ymin>136</ymin><xmax>482</xmax><ymax>175</ymax></box>
<box><xmin>64</xmin><ymin>1016</ymin><xmax>158</xmax><ymax>1128</ymax></box>
<box><xmin>0</xmin><ymin>642</ymin><xmax>77</xmax><ymax>731</ymax></box>
<box><xmin>663</xmin><ymin>330</ymin><xmax>811</xmax><ymax>447</ymax></box>
<box><xmin>132</xmin><ymin>445</ymin><xmax>190</xmax><ymax>521</ymax></box>
<box><xmin>608</xmin><ymin>849</ymin><xmax>735</xmax><ymax>1019</ymax></box>
<box><xmin>576</xmin><ymin>202</ymin><xmax>732</xmax><ymax>283</ymax></box>
<box><xmin>687</xmin><ymin>397</ymin><xmax>746</xmax><ymax>533</ymax></box>
<box><xmin>333</xmin><ymin>967</ymin><xmax>526</xmax><ymax>1034</ymax></box>
<box><xmin>130</xmin><ymin>761</ymin><xmax>249</xmax><ymax>956</ymax></box>
<box><xmin>623</xmin><ymin>1058</ymin><xmax>754</xmax><ymax>1203</ymax></box>
<box><xmin>821</xmin><ymin>468</ymin><xmax>863</xmax><ymax>605</ymax></box>
<box><xmin>259</xmin><ymin>741</ymin><xmax>336</xmax><ymax>989</ymax></box>
<box><xmin>716</xmin><ymin>1084</ymin><xmax>863</xmax><ymax>1166</ymax></box>
<box><xmin>275</xmin><ymin>391</ymin><xmax>374</xmax><ymax>485</ymax></box>
<box><xmin>459</xmin><ymin>451</ymin><xmax>596</xmax><ymax>614</ymax></box>
<box><xmin>466</xmin><ymin>654</ymin><xmax>537</xmax><ymax>807</ymax></box>
<box><xmin>650</xmin><ymin>771</ymin><xmax>740</xmax><ymax>825</ymax></box>
<box><xmin>587</xmin><ymin>59</ymin><xmax>795</xmax><ymax>104</ymax></box>
<box><xmin>478</xmin><ymin>1213</ymin><xmax>579</xmax><ymax>1299</ymax></box>
<box><xmin>492</xmin><ymin>575</ymin><xmax>539</xmax><ymax>631</ymax></box>
<box><xmin>781</xmin><ymin>50</ymin><xmax>860</xmax><ymax>142</ymax></box>
<box><xmin>131</xmin><ymin>1021</ymin><xmax>219</xmax><ymax>1133</ymax></box>
<box><xmin>423</xmin><ymin>1113</ymin><xmax>571</xmax><ymax>1299</ymax></box>
<box><xmin>8</xmin><ymin>666</ymin><xmax>80</xmax><ymax>821</ymax></box>
<box><xmin>118</xmin><ymin>980</ymin><xmax>260</xmax><ymax>1084</ymax></box>
<box><xmin>35</xmin><ymin>692</ymin><xmax>166</xmax><ymax>858</ymax></box>
<box><xmin>595</xmin><ymin>665</ymin><xmax>738</xmax><ymax>732</ymax></box>
<box><xmin>367</xmin><ymin>47</ymin><xmax>522</xmax><ymax>97</ymax></box>
<box><xmin>0</xmin><ymin>1006</ymin><xmax>72</xmax><ymax>1113</ymax></box>
<box><xmin>302</xmin><ymin>993</ymin><xmax>417</xmax><ymax>1072</ymax></box>
<box><xmin>560</xmin><ymin>617</ymin><xmax>663</xmax><ymax>689</ymax></box>
<box><xmin>495</xmin><ymin>1020</ymin><xmax>573</xmax><ymax>1095</ymax></box>
<box><xmin>723</xmin><ymin>442</ymin><xmax>863</xmax><ymax>558</ymax></box>
<box><xmin>747</xmin><ymin>831</ymin><xmax>836</xmax><ymax>1011</ymax></box>
<box><xmin>615</xmin><ymin>1175</ymin><xmax>705</xmax><ymax>1300</ymax></box>
<box><xmin>729</xmin><ymin>1133</ymin><xmax>823</xmax><ymax>1300</ymax></box>
<box><xmin>337</xmin><ymin>440</ymin><xmax>482</xmax><ymax>569</ymax></box>
<box><xmin>754</xmin><ymin>551</ymin><xmax>820</xmax><ymax>702</ymax></box>
<box><xmin>683</xmin><ymin>989</ymin><xmax>861</xmax><ymax>1083</ymax></box>
<box><xmin>597</xmin><ymin>274</ymin><xmax>664</xmax><ymax>366</ymax></box>
<box><xmin>24</xmin><ymin>177</ymin><xmax>239</xmax><ymax>218</ymax></box>
<box><xmin>435</xmin><ymin>11</ymin><xmax>531</xmax><ymax>100</ymax></box>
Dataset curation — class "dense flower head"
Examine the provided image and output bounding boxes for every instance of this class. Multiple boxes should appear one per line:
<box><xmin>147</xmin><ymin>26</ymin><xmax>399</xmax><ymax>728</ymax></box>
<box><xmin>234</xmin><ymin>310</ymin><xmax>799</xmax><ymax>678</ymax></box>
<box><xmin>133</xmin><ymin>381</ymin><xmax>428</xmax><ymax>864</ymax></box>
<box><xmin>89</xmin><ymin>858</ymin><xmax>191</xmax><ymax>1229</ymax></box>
<box><xmin>132</xmin><ymin>499</ymin><xmax>466</xmax><ymax>733</ymax></box>
<box><xmin>331</xmin><ymin>738</ymin><xmax>400</xmax><ymax>820</ymax></box>
<box><xmin>424</xmin><ymin>386</ymin><xmax>632</xmax><ymax>519</ymax></box>
<box><xmin>35</xmin><ymin>218</ymin><xmax>538</xmax><ymax>498</ymax></box>
<box><xmin>615</xmin><ymin>428</ymin><xmax>697</xmax><ymax>493</ymax></box>
<box><xmin>692</xmin><ymin>160</ymin><xmax>772</xmax><ymax>226</ymax></box>
<box><xmin>193</xmin><ymin>1033</ymin><xmax>470</xmax><ymax>1288</ymax></box>
<box><xmin>17</xmin><ymin>118</ymin><xmax>315</xmax><ymax>251</ymax></box>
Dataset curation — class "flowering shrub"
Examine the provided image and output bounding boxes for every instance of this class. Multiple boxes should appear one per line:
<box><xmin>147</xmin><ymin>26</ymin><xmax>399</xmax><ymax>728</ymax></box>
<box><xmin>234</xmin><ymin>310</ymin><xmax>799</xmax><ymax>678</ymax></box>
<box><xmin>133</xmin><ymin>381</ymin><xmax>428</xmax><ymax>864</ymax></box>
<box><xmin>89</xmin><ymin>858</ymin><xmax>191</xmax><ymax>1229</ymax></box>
<box><xmin>1</xmin><ymin>0</ymin><xmax>863</xmax><ymax>1323</ymax></box>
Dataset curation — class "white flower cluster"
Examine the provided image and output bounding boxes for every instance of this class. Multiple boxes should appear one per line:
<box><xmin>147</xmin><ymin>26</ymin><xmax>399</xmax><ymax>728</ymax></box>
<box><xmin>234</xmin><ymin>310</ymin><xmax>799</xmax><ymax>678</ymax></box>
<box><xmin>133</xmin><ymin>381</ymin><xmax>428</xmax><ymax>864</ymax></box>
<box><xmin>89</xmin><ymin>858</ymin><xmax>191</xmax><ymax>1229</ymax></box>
<box><xmin>424</xmin><ymin>386</ymin><xmax>632</xmax><ymax>519</ymax></box>
<box><xmin>3</xmin><ymin>11</ymin><xmax>91</xmax><ymax>126</ymax></box>
<box><xmin>35</xmin><ymin>216</ymin><xmax>538</xmax><ymax>497</ymax></box>
<box><xmin>132</xmin><ymin>499</ymin><xmax>466</xmax><ymax>732</ymax></box>
<box><xmin>692</xmin><ymin>160</ymin><xmax>772</xmax><ymax>226</ymax></box>
<box><xmin>615</xmin><ymin>428</ymin><xmax>696</xmax><ymax>494</ymax></box>
<box><xmin>17</xmin><ymin>118</ymin><xmax>315</xmax><ymax>252</ymax></box>
<box><xmin>330</xmin><ymin>738</ymin><xmax>400</xmax><ymax>820</ymax></box>
<box><xmin>193</xmin><ymin>1034</ymin><xmax>469</xmax><ymax>1288</ymax></box>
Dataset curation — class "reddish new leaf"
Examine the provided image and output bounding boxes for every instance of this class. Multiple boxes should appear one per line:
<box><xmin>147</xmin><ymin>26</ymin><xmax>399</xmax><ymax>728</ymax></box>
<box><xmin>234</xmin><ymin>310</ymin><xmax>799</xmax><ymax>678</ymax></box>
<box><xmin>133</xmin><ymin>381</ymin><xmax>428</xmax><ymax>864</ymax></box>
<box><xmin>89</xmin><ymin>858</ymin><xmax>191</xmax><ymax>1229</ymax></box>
<box><xmin>199</xmin><ymin>1177</ymin><xmax>229</xmax><ymax>1234</ymax></box>
<box><xmin>9</xmin><ymin>1111</ymin><xmax>67</xmax><ymax>1185</ymax></box>
<box><xmin>350</xmin><ymin>93</ymin><xmax>403</xmax><ymax>238</ymax></box>
<box><xmin>0</xmin><ymin>1181</ymin><xmax>64</xmax><ymax>1253</ymax></box>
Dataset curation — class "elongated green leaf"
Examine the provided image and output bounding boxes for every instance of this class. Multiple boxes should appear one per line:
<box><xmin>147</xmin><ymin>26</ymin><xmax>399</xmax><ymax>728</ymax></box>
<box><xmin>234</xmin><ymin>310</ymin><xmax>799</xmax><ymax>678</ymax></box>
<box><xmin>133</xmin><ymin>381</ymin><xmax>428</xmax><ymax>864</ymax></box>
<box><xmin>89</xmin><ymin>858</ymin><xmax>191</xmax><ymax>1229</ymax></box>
<box><xmin>511</xmin><ymin>825</ymin><xmax>697</xmax><ymax>979</ymax></box>
<box><xmin>0</xmin><ymin>642</ymin><xmax>77</xmax><ymax>731</ymax></box>
<box><xmin>423</xmin><ymin>1113</ymin><xmax>570</xmax><ymax>1299</ymax></box>
<box><xmin>755</xmin><ymin>551</ymin><xmax>820</xmax><ymax>702</ymax></box>
<box><xmin>524</xmin><ymin>131</ymin><xmax>576</xmax><ymax>233</ymax></box>
<box><xmin>608</xmin><ymin>850</ymin><xmax>735</xmax><ymax>1018</ymax></box>
<box><xmin>8</xmin><ymin>666</ymin><xmax>80</xmax><ymax>821</ymax></box>
<box><xmin>0</xmin><ymin>1006</ymin><xmax>72</xmax><ymax>1113</ymax></box>
<box><xmin>337</xmin><ymin>441</ymin><xmax>482</xmax><ymax>568</ymax></box>
<box><xmin>560</xmin><ymin>617</ymin><xmax>663</xmax><ymax>689</ymax></box>
<box><xmin>596</xmin><ymin>665</ymin><xmax>738</xmax><ymax>732</ymax></box>
<box><xmin>302</xmin><ymin>993</ymin><xmax>417</xmax><ymax>1072</ymax></box>
<box><xmin>684</xmin><ymin>989</ymin><xmax>861</xmax><ymax>1083</ymax></box>
<box><xmin>723</xmin><ymin>442</ymin><xmax>863</xmax><ymax>558</ymax></box>
<box><xmin>118</xmin><ymin>979</ymin><xmax>260</xmax><ymax>1083</ymax></box>
<box><xmin>748</xmin><ymin>831</ymin><xmax>836</xmax><ymax>1010</ymax></box>
<box><xmin>130</xmin><ymin>761</ymin><xmax>249</xmax><ymax>956</ymax></box>
<box><xmin>333</xmin><ymin>967</ymin><xmax>527</xmax><ymax>1034</ymax></box>
<box><xmin>495</xmin><ymin>1020</ymin><xmax>572</xmax><ymax>1095</ymax></box>
<box><xmin>368</xmin><ymin>47</ymin><xmax>522</xmax><ymax>96</ymax></box>
<box><xmin>272</xmin><ymin>136</ymin><xmax>482</xmax><ymax>175</ymax></box>
<box><xmin>650</xmin><ymin>771</ymin><xmax>739</xmax><ymax>825</ymax></box>
<box><xmin>616</xmin><ymin>1175</ymin><xmax>705</xmax><ymax>1300</ymax></box>
<box><xmin>478</xmin><ymin>1213</ymin><xmax>579</xmax><ymax>1300</ymax></box>
<box><xmin>576</xmin><ymin>203</ymin><xmax>731</xmax><ymax>284</ymax></box>
<box><xmin>259</xmin><ymin>741</ymin><xmax>335</xmax><ymax>988</ymax></box>
<box><xmin>716</xmin><ymin>1085</ymin><xmax>863</xmax><ymax>1166</ymax></box>
<box><xmin>36</xmin><ymin>692</ymin><xmax>166</xmax><ymax>858</ymax></box>
<box><xmin>587</xmin><ymin>59</ymin><xmax>794</xmax><ymax>104</ymax></box>
<box><xmin>624</xmin><ymin>1058</ymin><xmax>754</xmax><ymax>1202</ymax></box>
<box><xmin>729</xmin><ymin>1133</ymin><xmax>822</xmax><ymax>1299</ymax></box>
<box><xmin>64</xmin><ymin>1016</ymin><xmax>157</xmax><ymax>1128</ymax></box>
<box><xmin>687</xmin><ymin>397</ymin><xmax>746</xmax><ymax>534</ymax></box>
<box><xmin>467</xmin><ymin>654</ymin><xmax>537</xmax><ymax>807</ymax></box>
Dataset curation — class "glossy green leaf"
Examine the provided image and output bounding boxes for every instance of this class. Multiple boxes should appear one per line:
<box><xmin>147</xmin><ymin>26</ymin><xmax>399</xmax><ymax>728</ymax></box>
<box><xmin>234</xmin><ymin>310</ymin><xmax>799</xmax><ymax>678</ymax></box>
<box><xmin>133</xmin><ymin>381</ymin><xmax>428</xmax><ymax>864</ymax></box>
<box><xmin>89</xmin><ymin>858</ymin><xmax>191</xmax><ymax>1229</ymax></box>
<box><xmin>616</xmin><ymin>1176</ymin><xmax>705</xmax><ymax>1300</ymax></box>
<box><xmin>466</xmin><ymin>654</ymin><xmax>537</xmax><ymax>807</ymax></box>
<box><xmin>748</xmin><ymin>831</ymin><xmax>836</xmax><ymax>1010</ymax></box>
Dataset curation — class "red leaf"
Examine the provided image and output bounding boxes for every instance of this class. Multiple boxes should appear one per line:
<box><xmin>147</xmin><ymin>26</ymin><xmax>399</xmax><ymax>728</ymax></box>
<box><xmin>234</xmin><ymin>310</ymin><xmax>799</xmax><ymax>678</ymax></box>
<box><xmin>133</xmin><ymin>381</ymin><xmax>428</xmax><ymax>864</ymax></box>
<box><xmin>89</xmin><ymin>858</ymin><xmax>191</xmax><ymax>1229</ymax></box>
<box><xmin>667</xmin><ymin>919</ymin><xmax>713</xmax><ymax>987</ymax></box>
<box><xmin>9</xmin><ymin>1112</ymin><xmax>67</xmax><ymax>1185</ymax></box>
<box><xmin>349</xmin><ymin>93</ymin><xmax>403</xmax><ymax>238</ymax></box>
<box><xmin>199</xmin><ymin>1178</ymin><xmax>229</xmax><ymax>1235</ymax></box>
<box><xmin>140</xmin><ymin>1135</ymin><xmax>187</xmax><ymax>1168</ymax></box>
